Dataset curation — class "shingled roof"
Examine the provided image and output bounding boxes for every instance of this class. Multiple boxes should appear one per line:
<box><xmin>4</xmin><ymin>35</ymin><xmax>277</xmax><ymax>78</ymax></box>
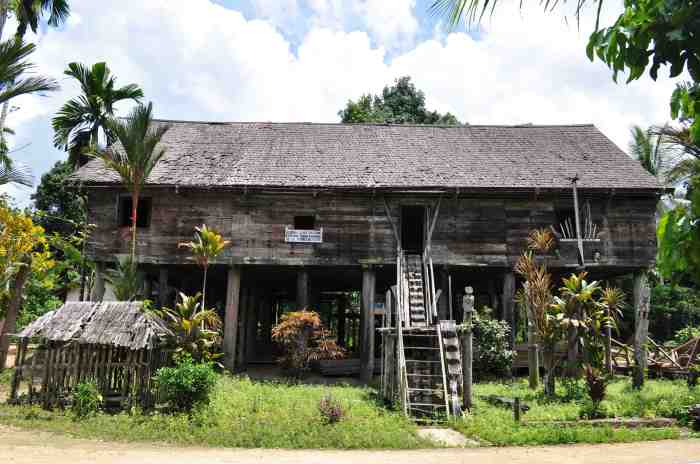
<box><xmin>73</xmin><ymin>121</ymin><xmax>661</xmax><ymax>192</ymax></box>
<box><xmin>18</xmin><ymin>301</ymin><xmax>172</xmax><ymax>350</ymax></box>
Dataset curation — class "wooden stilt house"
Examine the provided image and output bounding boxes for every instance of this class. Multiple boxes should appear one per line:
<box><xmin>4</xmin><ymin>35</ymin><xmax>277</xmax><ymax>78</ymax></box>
<box><xmin>9</xmin><ymin>301</ymin><xmax>171</xmax><ymax>409</ymax></box>
<box><xmin>72</xmin><ymin>121</ymin><xmax>664</xmax><ymax>389</ymax></box>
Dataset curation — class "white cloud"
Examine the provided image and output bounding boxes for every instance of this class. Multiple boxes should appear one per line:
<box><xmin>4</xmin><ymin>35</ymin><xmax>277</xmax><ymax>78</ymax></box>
<box><xmin>1</xmin><ymin>0</ymin><xmax>681</xmax><ymax>205</ymax></box>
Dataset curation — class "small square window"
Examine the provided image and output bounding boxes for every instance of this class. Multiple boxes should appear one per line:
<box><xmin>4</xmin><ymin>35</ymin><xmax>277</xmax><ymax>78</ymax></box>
<box><xmin>118</xmin><ymin>196</ymin><xmax>152</xmax><ymax>228</ymax></box>
<box><xmin>294</xmin><ymin>215</ymin><xmax>315</xmax><ymax>230</ymax></box>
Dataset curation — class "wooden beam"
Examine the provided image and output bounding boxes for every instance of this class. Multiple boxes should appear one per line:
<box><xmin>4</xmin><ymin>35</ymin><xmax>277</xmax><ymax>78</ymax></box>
<box><xmin>381</xmin><ymin>196</ymin><xmax>400</xmax><ymax>245</ymax></box>
<box><xmin>92</xmin><ymin>262</ymin><xmax>106</xmax><ymax>302</ymax></box>
<box><xmin>246</xmin><ymin>288</ymin><xmax>258</xmax><ymax>363</ymax></box>
<box><xmin>572</xmin><ymin>177</ymin><xmax>585</xmax><ymax>266</ymax></box>
<box><xmin>237</xmin><ymin>287</ymin><xmax>250</xmax><ymax>368</ymax></box>
<box><xmin>633</xmin><ymin>270</ymin><xmax>650</xmax><ymax>388</ymax></box>
<box><xmin>223</xmin><ymin>265</ymin><xmax>241</xmax><ymax>372</ymax></box>
<box><xmin>360</xmin><ymin>266</ymin><xmax>376</xmax><ymax>383</ymax></box>
<box><xmin>502</xmin><ymin>272</ymin><xmax>516</xmax><ymax>349</ymax></box>
<box><xmin>426</xmin><ymin>196</ymin><xmax>442</xmax><ymax>249</ymax></box>
<box><xmin>157</xmin><ymin>266</ymin><xmax>169</xmax><ymax>308</ymax></box>
<box><xmin>296</xmin><ymin>268</ymin><xmax>309</xmax><ymax>309</ymax></box>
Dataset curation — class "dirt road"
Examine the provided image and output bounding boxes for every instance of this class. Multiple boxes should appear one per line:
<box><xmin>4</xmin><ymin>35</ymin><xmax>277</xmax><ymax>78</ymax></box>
<box><xmin>1</xmin><ymin>425</ymin><xmax>699</xmax><ymax>464</ymax></box>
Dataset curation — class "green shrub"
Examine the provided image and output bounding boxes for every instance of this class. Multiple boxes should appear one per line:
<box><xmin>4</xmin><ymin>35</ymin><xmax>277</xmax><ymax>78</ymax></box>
<box><xmin>672</xmin><ymin>326</ymin><xmax>700</xmax><ymax>346</ymax></box>
<box><xmin>154</xmin><ymin>355</ymin><xmax>217</xmax><ymax>412</ymax></box>
<box><xmin>71</xmin><ymin>381</ymin><xmax>102</xmax><ymax>419</ymax></box>
<box><xmin>649</xmin><ymin>284</ymin><xmax>700</xmax><ymax>343</ymax></box>
<box><xmin>470</xmin><ymin>313</ymin><xmax>515</xmax><ymax>380</ymax></box>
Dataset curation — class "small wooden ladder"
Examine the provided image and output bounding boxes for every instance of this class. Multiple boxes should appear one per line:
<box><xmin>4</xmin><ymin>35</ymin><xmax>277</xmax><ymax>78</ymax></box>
<box><xmin>405</xmin><ymin>254</ymin><xmax>428</xmax><ymax>326</ymax></box>
<box><xmin>402</xmin><ymin>329</ymin><xmax>449</xmax><ymax>420</ymax></box>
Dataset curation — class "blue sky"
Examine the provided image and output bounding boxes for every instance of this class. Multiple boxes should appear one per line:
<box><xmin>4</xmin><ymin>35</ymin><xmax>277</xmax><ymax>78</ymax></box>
<box><xmin>1</xmin><ymin>0</ymin><xmax>680</xmax><ymax>205</ymax></box>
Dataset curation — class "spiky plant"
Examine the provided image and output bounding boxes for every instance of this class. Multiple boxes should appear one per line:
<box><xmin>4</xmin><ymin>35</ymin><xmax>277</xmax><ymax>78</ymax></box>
<box><xmin>104</xmin><ymin>256</ymin><xmax>141</xmax><ymax>301</ymax></box>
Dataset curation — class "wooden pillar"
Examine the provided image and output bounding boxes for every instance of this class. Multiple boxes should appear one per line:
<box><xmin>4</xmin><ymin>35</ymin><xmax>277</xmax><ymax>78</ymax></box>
<box><xmin>246</xmin><ymin>288</ymin><xmax>259</xmax><ymax>362</ymax></box>
<box><xmin>296</xmin><ymin>268</ymin><xmax>309</xmax><ymax>309</ymax></box>
<box><xmin>527</xmin><ymin>306</ymin><xmax>540</xmax><ymax>389</ymax></box>
<box><xmin>461</xmin><ymin>287</ymin><xmax>474</xmax><ymax>410</ymax></box>
<box><xmin>633</xmin><ymin>270</ymin><xmax>651</xmax><ymax>389</ymax></box>
<box><xmin>360</xmin><ymin>266</ymin><xmax>376</xmax><ymax>383</ymax></box>
<box><xmin>438</xmin><ymin>266</ymin><xmax>449</xmax><ymax>320</ymax></box>
<box><xmin>502</xmin><ymin>272</ymin><xmax>516</xmax><ymax>348</ymax></box>
<box><xmin>337</xmin><ymin>293</ymin><xmax>347</xmax><ymax>348</ymax></box>
<box><xmin>92</xmin><ymin>262</ymin><xmax>106</xmax><ymax>301</ymax></box>
<box><xmin>158</xmin><ymin>267</ymin><xmax>169</xmax><ymax>308</ymax></box>
<box><xmin>223</xmin><ymin>265</ymin><xmax>241</xmax><ymax>372</ymax></box>
<box><xmin>237</xmin><ymin>288</ymin><xmax>250</xmax><ymax>368</ymax></box>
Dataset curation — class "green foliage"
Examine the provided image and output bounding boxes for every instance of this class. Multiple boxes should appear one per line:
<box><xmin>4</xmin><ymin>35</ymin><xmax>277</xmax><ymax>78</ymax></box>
<box><xmin>178</xmin><ymin>224</ymin><xmax>229</xmax><ymax>306</ymax></box>
<box><xmin>16</xmin><ymin>268</ymin><xmax>62</xmax><ymax>328</ymax></box>
<box><xmin>629</xmin><ymin>125</ymin><xmax>666</xmax><ymax>177</ymax></box>
<box><xmin>649</xmin><ymin>283</ymin><xmax>700</xmax><ymax>342</ymax></box>
<box><xmin>0</xmin><ymin>376</ymin><xmax>427</xmax><ymax>449</ymax></box>
<box><xmin>672</xmin><ymin>326</ymin><xmax>700</xmax><ymax>346</ymax></box>
<box><xmin>671</xmin><ymin>82</ymin><xmax>699</xmax><ymax>143</ymax></box>
<box><xmin>71</xmin><ymin>381</ymin><xmax>102</xmax><ymax>419</ymax></box>
<box><xmin>52</xmin><ymin>61</ymin><xmax>143</xmax><ymax>167</ymax></box>
<box><xmin>31</xmin><ymin>161</ymin><xmax>86</xmax><ymax>236</ymax></box>
<box><xmin>338</xmin><ymin>76</ymin><xmax>460</xmax><ymax>125</ymax></box>
<box><xmin>105</xmin><ymin>256</ymin><xmax>142</xmax><ymax>301</ymax></box>
<box><xmin>153</xmin><ymin>356</ymin><xmax>217</xmax><ymax>412</ymax></box>
<box><xmin>91</xmin><ymin>102</ymin><xmax>169</xmax><ymax>262</ymax></box>
<box><xmin>469</xmin><ymin>314</ymin><xmax>514</xmax><ymax>380</ymax></box>
<box><xmin>154</xmin><ymin>292</ymin><xmax>223</xmax><ymax>363</ymax></box>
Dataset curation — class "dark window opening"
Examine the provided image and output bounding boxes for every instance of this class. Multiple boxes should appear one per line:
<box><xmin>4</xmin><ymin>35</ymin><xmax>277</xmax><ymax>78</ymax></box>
<box><xmin>118</xmin><ymin>196</ymin><xmax>152</xmax><ymax>228</ymax></box>
<box><xmin>401</xmin><ymin>206</ymin><xmax>425</xmax><ymax>253</ymax></box>
<box><xmin>294</xmin><ymin>215</ymin><xmax>315</xmax><ymax>230</ymax></box>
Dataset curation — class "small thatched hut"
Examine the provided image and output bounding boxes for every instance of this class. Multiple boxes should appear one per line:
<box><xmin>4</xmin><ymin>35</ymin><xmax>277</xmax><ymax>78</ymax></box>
<box><xmin>9</xmin><ymin>301</ymin><xmax>172</xmax><ymax>409</ymax></box>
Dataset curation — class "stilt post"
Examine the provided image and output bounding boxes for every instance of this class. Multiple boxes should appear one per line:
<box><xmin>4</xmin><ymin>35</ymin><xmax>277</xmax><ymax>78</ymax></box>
<box><xmin>223</xmin><ymin>265</ymin><xmax>241</xmax><ymax>372</ymax></box>
<box><xmin>360</xmin><ymin>265</ymin><xmax>376</xmax><ymax>383</ymax></box>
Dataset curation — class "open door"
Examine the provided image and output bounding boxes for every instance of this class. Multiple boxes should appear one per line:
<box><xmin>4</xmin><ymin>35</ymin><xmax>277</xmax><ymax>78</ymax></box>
<box><xmin>401</xmin><ymin>206</ymin><xmax>425</xmax><ymax>254</ymax></box>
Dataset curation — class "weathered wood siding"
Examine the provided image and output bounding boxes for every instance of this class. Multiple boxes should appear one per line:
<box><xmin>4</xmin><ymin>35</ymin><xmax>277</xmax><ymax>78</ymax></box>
<box><xmin>85</xmin><ymin>188</ymin><xmax>657</xmax><ymax>269</ymax></box>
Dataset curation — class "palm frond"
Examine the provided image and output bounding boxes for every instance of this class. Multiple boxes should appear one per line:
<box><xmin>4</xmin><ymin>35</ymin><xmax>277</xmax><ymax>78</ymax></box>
<box><xmin>0</xmin><ymin>162</ymin><xmax>32</xmax><ymax>187</ymax></box>
<box><xmin>14</xmin><ymin>0</ymin><xmax>70</xmax><ymax>37</ymax></box>
<box><xmin>0</xmin><ymin>75</ymin><xmax>59</xmax><ymax>106</ymax></box>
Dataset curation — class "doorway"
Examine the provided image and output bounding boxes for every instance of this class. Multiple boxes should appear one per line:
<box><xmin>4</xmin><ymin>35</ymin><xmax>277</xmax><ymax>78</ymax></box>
<box><xmin>401</xmin><ymin>206</ymin><xmax>425</xmax><ymax>253</ymax></box>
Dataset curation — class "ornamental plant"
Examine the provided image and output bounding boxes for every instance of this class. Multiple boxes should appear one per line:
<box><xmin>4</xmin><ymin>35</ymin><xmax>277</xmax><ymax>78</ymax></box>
<box><xmin>154</xmin><ymin>354</ymin><xmax>217</xmax><ymax>412</ymax></box>
<box><xmin>179</xmin><ymin>224</ymin><xmax>229</xmax><ymax>309</ymax></box>
<box><xmin>271</xmin><ymin>310</ymin><xmax>345</xmax><ymax>376</ymax></box>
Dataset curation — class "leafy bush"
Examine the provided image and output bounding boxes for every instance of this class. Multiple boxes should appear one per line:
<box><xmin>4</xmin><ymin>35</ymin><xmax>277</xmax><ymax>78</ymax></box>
<box><xmin>318</xmin><ymin>394</ymin><xmax>344</xmax><ymax>424</ymax></box>
<box><xmin>469</xmin><ymin>313</ymin><xmax>515</xmax><ymax>380</ymax></box>
<box><xmin>649</xmin><ymin>284</ymin><xmax>700</xmax><ymax>343</ymax></box>
<box><xmin>271</xmin><ymin>310</ymin><xmax>345</xmax><ymax>375</ymax></box>
<box><xmin>672</xmin><ymin>326</ymin><xmax>700</xmax><ymax>346</ymax></box>
<box><xmin>154</xmin><ymin>355</ymin><xmax>217</xmax><ymax>412</ymax></box>
<box><xmin>71</xmin><ymin>381</ymin><xmax>102</xmax><ymax>419</ymax></box>
<box><xmin>560</xmin><ymin>377</ymin><xmax>587</xmax><ymax>402</ymax></box>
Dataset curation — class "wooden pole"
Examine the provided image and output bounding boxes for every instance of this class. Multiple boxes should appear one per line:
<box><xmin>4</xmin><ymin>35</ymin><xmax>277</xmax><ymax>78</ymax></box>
<box><xmin>223</xmin><ymin>265</ymin><xmax>241</xmax><ymax>372</ymax></box>
<box><xmin>502</xmin><ymin>272</ymin><xmax>516</xmax><ymax>349</ymax></box>
<box><xmin>296</xmin><ymin>268</ymin><xmax>309</xmax><ymax>309</ymax></box>
<box><xmin>158</xmin><ymin>266</ymin><xmax>169</xmax><ymax>308</ymax></box>
<box><xmin>92</xmin><ymin>261</ymin><xmax>106</xmax><ymax>301</ymax></box>
<box><xmin>237</xmin><ymin>288</ymin><xmax>250</xmax><ymax>368</ymax></box>
<box><xmin>246</xmin><ymin>288</ymin><xmax>258</xmax><ymax>363</ymax></box>
<box><xmin>461</xmin><ymin>287</ymin><xmax>474</xmax><ymax>410</ymax></box>
<box><xmin>527</xmin><ymin>314</ymin><xmax>540</xmax><ymax>389</ymax></box>
<box><xmin>337</xmin><ymin>293</ymin><xmax>347</xmax><ymax>348</ymax></box>
<box><xmin>633</xmin><ymin>270</ymin><xmax>650</xmax><ymax>389</ymax></box>
<box><xmin>360</xmin><ymin>265</ymin><xmax>376</xmax><ymax>383</ymax></box>
<box><xmin>572</xmin><ymin>177</ymin><xmax>585</xmax><ymax>266</ymax></box>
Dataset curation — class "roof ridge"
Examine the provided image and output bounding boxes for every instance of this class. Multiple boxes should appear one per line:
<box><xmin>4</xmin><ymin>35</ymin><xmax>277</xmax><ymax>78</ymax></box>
<box><xmin>149</xmin><ymin>118</ymin><xmax>596</xmax><ymax>129</ymax></box>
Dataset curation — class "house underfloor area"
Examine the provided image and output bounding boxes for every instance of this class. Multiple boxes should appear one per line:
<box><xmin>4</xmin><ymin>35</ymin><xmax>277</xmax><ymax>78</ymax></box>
<box><xmin>93</xmin><ymin>262</ymin><xmax>646</xmax><ymax>380</ymax></box>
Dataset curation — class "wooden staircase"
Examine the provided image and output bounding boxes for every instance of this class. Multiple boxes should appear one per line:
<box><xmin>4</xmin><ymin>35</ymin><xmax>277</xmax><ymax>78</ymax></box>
<box><xmin>395</xmin><ymin>251</ymin><xmax>462</xmax><ymax>420</ymax></box>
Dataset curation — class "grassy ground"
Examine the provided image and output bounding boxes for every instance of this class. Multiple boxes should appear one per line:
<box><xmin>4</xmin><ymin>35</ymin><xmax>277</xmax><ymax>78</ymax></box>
<box><xmin>0</xmin><ymin>374</ymin><xmax>430</xmax><ymax>449</ymax></box>
<box><xmin>0</xmin><ymin>374</ymin><xmax>696</xmax><ymax>448</ymax></box>
<box><xmin>451</xmin><ymin>378</ymin><xmax>696</xmax><ymax>446</ymax></box>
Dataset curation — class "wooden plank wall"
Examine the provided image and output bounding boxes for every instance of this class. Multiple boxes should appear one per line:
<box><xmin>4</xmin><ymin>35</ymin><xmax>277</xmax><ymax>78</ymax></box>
<box><xmin>85</xmin><ymin>188</ymin><xmax>657</xmax><ymax>269</ymax></box>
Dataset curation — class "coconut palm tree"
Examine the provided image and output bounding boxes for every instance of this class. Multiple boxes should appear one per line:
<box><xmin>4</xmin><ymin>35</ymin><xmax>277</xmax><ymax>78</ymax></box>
<box><xmin>0</xmin><ymin>37</ymin><xmax>57</xmax><ymax>186</ymax></box>
<box><xmin>0</xmin><ymin>0</ymin><xmax>70</xmax><ymax>150</ymax></box>
<box><xmin>629</xmin><ymin>125</ymin><xmax>669</xmax><ymax>178</ymax></box>
<box><xmin>92</xmin><ymin>102</ymin><xmax>169</xmax><ymax>263</ymax></box>
<box><xmin>52</xmin><ymin>62</ymin><xmax>143</xmax><ymax>167</ymax></box>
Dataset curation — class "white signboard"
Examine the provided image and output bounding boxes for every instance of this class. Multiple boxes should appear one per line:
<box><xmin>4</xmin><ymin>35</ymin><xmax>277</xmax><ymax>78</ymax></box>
<box><xmin>285</xmin><ymin>227</ymin><xmax>323</xmax><ymax>243</ymax></box>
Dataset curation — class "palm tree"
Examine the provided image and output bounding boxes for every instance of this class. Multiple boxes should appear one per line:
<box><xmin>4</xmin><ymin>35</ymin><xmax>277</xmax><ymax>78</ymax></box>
<box><xmin>0</xmin><ymin>37</ymin><xmax>57</xmax><ymax>186</ymax></box>
<box><xmin>92</xmin><ymin>102</ymin><xmax>169</xmax><ymax>263</ymax></box>
<box><xmin>629</xmin><ymin>125</ymin><xmax>667</xmax><ymax>178</ymax></box>
<box><xmin>53</xmin><ymin>62</ymin><xmax>143</xmax><ymax>167</ymax></box>
<box><xmin>179</xmin><ymin>225</ymin><xmax>230</xmax><ymax>309</ymax></box>
<box><xmin>0</xmin><ymin>0</ymin><xmax>70</xmax><ymax>150</ymax></box>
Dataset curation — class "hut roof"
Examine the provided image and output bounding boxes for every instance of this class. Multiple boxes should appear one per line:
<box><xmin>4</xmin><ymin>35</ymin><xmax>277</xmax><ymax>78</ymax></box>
<box><xmin>18</xmin><ymin>301</ymin><xmax>172</xmax><ymax>350</ymax></box>
<box><xmin>72</xmin><ymin>121</ymin><xmax>661</xmax><ymax>193</ymax></box>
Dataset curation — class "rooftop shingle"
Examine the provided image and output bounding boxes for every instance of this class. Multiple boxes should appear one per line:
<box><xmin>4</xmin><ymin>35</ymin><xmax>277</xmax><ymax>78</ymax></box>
<box><xmin>73</xmin><ymin>121</ymin><xmax>661</xmax><ymax>191</ymax></box>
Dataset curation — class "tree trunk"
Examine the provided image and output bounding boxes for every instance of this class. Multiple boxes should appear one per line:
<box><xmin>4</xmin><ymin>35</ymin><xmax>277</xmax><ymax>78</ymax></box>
<box><xmin>0</xmin><ymin>0</ymin><xmax>11</xmax><ymax>157</ymax></box>
<box><xmin>201</xmin><ymin>264</ymin><xmax>208</xmax><ymax>309</ymax></box>
<box><xmin>0</xmin><ymin>257</ymin><xmax>30</xmax><ymax>371</ymax></box>
<box><xmin>527</xmin><ymin>319</ymin><xmax>540</xmax><ymax>389</ymax></box>
<box><xmin>633</xmin><ymin>270</ymin><xmax>651</xmax><ymax>389</ymax></box>
<box><xmin>131</xmin><ymin>193</ymin><xmax>139</xmax><ymax>263</ymax></box>
<box><xmin>542</xmin><ymin>347</ymin><xmax>556</xmax><ymax>397</ymax></box>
